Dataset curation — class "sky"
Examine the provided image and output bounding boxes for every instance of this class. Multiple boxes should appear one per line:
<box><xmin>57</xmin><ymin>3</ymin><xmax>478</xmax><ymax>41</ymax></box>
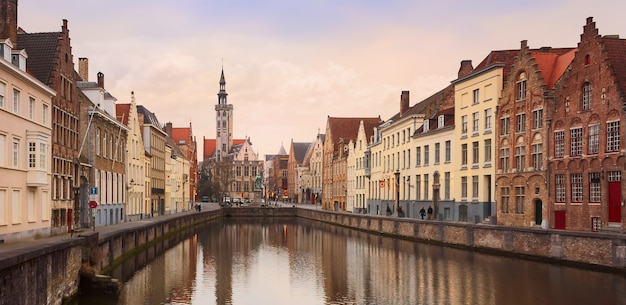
<box><xmin>18</xmin><ymin>0</ymin><xmax>626</xmax><ymax>159</ymax></box>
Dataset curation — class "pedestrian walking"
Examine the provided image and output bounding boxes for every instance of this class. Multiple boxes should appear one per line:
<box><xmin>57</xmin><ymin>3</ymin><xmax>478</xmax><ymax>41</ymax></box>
<box><xmin>427</xmin><ymin>206</ymin><xmax>433</xmax><ymax>220</ymax></box>
<box><xmin>419</xmin><ymin>207</ymin><xmax>426</xmax><ymax>220</ymax></box>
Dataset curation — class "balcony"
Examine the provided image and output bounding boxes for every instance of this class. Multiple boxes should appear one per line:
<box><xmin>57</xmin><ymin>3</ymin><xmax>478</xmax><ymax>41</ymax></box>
<box><xmin>27</xmin><ymin>169</ymin><xmax>48</xmax><ymax>186</ymax></box>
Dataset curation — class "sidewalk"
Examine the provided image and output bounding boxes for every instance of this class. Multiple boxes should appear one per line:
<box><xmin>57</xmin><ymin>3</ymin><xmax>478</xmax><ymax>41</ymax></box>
<box><xmin>0</xmin><ymin>202</ymin><xmax>220</xmax><ymax>269</ymax></box>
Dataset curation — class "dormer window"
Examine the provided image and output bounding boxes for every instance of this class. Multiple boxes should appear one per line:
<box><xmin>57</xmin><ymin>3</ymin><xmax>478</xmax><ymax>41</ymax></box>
<box><xmin>423</xmin><ymin>119</ymin><xmax>429</xmax><ymax>133</ymax></box>
<box><xmin>11</xmin><ymin>49</ymin><xmax>28</xmax><ymax>72</ymax></box>
<box><xmin>438</xmin><ymin>115</ymin><xmax>444</xmax><ymax>128</ymax></box>
<box><xmin>0</xmin><ymin>39</ymin><xmax>13</xmax><ymax>62</ymax></box>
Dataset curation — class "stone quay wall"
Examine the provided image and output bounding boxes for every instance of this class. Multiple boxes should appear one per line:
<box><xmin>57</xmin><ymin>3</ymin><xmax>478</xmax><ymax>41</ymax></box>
<box><xmin>293</xmin><ymin>208</ymin><xmax>626</xmax><ymax>272</ymax></box>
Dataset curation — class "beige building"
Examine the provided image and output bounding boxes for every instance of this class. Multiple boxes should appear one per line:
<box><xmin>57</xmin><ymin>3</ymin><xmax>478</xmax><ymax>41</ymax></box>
<box><xmin>116</xmin><ymin>92</ymin><xmax>148</xmax><ymax>221</ymax></box>
<box><xmin>137</xmin><ymin>105</ymin><xmax>167</xmax><ymax>216</ymax></box>
<box><xmin>0</xmin><ymin>38</ymin><xmax>56</xmax><ymax>242</ymax></box>
<box><xmin>451</xmin><ymin>53</ymin><xmax>515</xmax><ymax>223</ymax></box>
<box><xmin>302</xmin><ymin>133</ymin><xmax>324</xmax><ymax>205</ymax></box>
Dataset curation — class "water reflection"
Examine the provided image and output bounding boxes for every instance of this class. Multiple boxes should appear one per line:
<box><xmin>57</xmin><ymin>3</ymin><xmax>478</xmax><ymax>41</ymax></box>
<box><xmin>76</xmin><ymin>217</ymin><xmax>626</xmax><ymax>305</ymax></box>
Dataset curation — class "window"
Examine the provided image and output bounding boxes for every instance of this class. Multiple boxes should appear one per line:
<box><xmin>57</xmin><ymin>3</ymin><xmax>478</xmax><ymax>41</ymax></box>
<box><xmin>517</xmin><ymin>75</ymin><xmax>527</xmax><ymax>100</ymax></box>
<box><xmin>445</xmin><ymin>141</ymin><xmax>451</xmax><ymax>162</ymax></box>
<box><xmin>461</xmin><ymin>115</ymin><xmax>468</xmax><ymax>134</ymax></box>
<box><xmin>434</xmin><ymin>143</ymin><xmax>440</xmax><ymax>164</ymax></box>
<box><xmin>500</xmin><ymin>117</ymin><xmax>510</xmax><ymax>135</ymax></box>
<box><xmin>416</xmin><ymin>147</ymin><xmax>421</xmax><ymax>166</ymax></box>
<box><xmin>236</xmin><ymin>166</ymin><xmax>241</xmax><ymax>176</ymax></box>
<box><xmin>500</xmin><ymin>148</ymin><xmax>509</xmax><ymax>172</ymax></box>
<box><xmin>407</xmin><ymin>149</ymin><xmax>410</xmax><ymax>168</ymax></box>
<box><xmin>501</xmin><ymin>187</ymin><xmax>510</xmax><ymax>213</ymax></box>
<box><xmin>461</xmin><ymin>144</ymin><xmax>468</xmax><ymax>166</ymax></box>
<box><xmin>532</xmin><ymin>109</ymin><xmax>543</xmax><ymax>129</ymax></box>
<box><xmin>515</xmin><ymin>187</ymin><xmax>525</xmax><ymax>214</ymax></box>
<box><xmin>438</xmin><ymin>115</ymin><xmax>444</xmax><ymax>128</ymax></box>
<box><xmin>472</xmin><ymin>141</ymin><xmax>479</xmax><ymax>165</ymax></box>
<box><xmin>424</xmin><ymin>145</ymin><xmax>429</xmax><ymax>166</ymax></box>
<box><xmin>0</xmin><ymin>82</ymin><xmax>5</xmax><ymax>107</ymax></box>
<box><xmin>103</xmin><ymin>132</ymin><xmax>107</xmax><ymax>158</ymax></box>
<box><xmin>571</xmin><ymin>174</ymin><xmax>583</xmax><ymax>202</ymax></box>
<box><xmin>582</xmin><ymin>82</ymin><xmax>592</xmax><ymax>110</ymax></box>
<box><xmin>516</xmin><ymin>113</ymin><xmax>526</xmax><ymax>133</ymax></box>
<box><xmin>42</xmin><ymin>104</ymin><xmax>48</xmax><ymax>125</ymax></box>
<box><xmin>424</xmin><ymin>174</ymin><xmax>429</xmax><ymax>200</ymax></box>
<box><xmin>28</xmin><ymin>142</ymin><xmax>36</xmax><ymax>168</ymax></box>
<box><xmin>473</xmin><ymin>89</ymin><xmax>480</xmax><ymax>104</ymax></box>
<box><xmin>589</xmin><ymin>172</ymin><xmax>601</xmax><ymax>202</ymax></box>
<box><xmin>444</xmin><ymin>172</ymin><xmax>450</xmax><ymax>200</ymax></box>
<box><xmin>571</xmin><ymin>127</ymin><xmax>582</xmax><ymax>156</ymax></box>
<box><xmin>423</xmin><ymin>120</ymin><xmax>429</xmax><ymax>132</ymax></box>
<box><xmin>472</xmin><ymin>112</ymin><xmax>479</xmax><ymax>133</ymax></box>
<box><xmin>607</xmin><ymin>121</ymin><xmax>620</xmax><ymax>152</ymax></box>
<box><xmin>484</xmin><ymin>108</ymin><xmax>492</xmax><ymax>131</ymax></box>
<box><xmin>515</xmin><ymin>146</ymin><xmax>525</xmax><ymax>171</ymax></box>
<box><xmin>555</xmin><ymin>131</ymin><xmax>564</xmax><ymax>158</ymax></box>
<box><xmin>532</xmin><ymin>143</ymin><xmax>542</xmax><ymax>170</ymax></box>
<box><xmin>0</xmin><ymin>134</ymin><xmax>4</xmax><ymax>166</ymax></box>
<box><xmin>28</xmin><ymin>97</ymin><xmax>35</xmax><ymax>120</ymax></box>
<box><xmin>461</xmin><ymin>176</ymin><xmax>467</xmax><ymax>199</ymax></box>
<box><xmin>588</xmin><ymin>124</ymin><xmax>600</xmax><ymax>154</ymax></box>
<box><xmin>12</xmin><ymin>138</ymin><xmax>19</xmax><ymax>167</ymax></box>
<box><xmin>555</xmin><ymin>174</ymin><xmax>566</xmax><ymax>202</ymax></box>
<box><xmin>12</xmin><ymin>88</ymin><xmax>19</xmax><ymax>114</ymax></box>
<box><xmin>472</xmin><ymin>175</ymin><xmax>479</xmax><ymax>199</ymax></box>
<box><xmin>415</xmin><ymin>175</ymin><xmax>421</xmax><ymax>200</ymax></box>
<box><xmin>484</xmin><ymin>139</ymin><xmax>492</xmax><ymax>163</ymax></box>
<box><xmin>96</xmin><ymin>128</ymin><xmax>101</xmax><ymax>155</ymax></box>
<box><xmin>244</xmin><ymin>166</ymin><xmax>249</xmax><ymax>176</ymax></box>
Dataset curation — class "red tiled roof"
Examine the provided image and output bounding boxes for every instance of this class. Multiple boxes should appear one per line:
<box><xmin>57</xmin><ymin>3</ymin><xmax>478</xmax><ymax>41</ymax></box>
<box><xmin>328</xmin><ymin>117</ymin><xmax>381</xmax><ymax>149</ymax></box>
<box><xmin>171</xmin><ymin>128</ymin><xmax>190</xmax><ymax>144</ymax></box>
<box><xmin>531</xmin><ymin>48</ymin><xmax>576</xmax><ymax>89</ymax></box>
<box><xmin>473</xmin><ymin>49</ymin><xmax>519</xmax><ymax>80</ymax></box>
<box><xmin>115</xmin><ymin>104</ymin><xmax>130</xmax><ymax>125</ymax></box>
<box><xmin>602</xmin><ymin>36</ymin><xmax>626</xmax><ymax>98</ymax></box>
<box><xmin>203</xmin><ymin>138</ymin><xmax>246</xmax><ymax>159</ymax></box>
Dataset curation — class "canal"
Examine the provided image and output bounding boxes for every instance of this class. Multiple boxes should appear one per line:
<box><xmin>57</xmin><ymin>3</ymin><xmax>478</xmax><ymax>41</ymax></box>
<box><xmin>74</xmin><ymin>217</ymin><xmax>626</xmax><ymax>305</ymax></box>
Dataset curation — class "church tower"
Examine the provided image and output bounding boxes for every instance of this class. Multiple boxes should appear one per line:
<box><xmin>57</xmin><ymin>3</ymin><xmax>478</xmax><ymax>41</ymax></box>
<box><xmin>215</xmin><ymin>68</ymin><xmax>233</xmax><ymax>160</ymax></box>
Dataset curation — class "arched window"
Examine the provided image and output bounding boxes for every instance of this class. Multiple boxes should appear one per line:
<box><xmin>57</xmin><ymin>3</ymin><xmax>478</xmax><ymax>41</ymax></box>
<box><xmin>517</xmin><ymin>72</ymin><xmax>527</xmax><ymax>101</ymax></box>
<box><xmin>582</xmin><ymin>82</ymin><xmax>592</xmax><ymax>110</ymax></box>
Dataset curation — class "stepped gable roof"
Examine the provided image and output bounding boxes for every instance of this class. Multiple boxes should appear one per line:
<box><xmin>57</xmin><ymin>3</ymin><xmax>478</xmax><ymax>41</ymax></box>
<box><xmin>328</xmin><ymin>117</ymin><xmax>381</xmax><ymax>149</ymax></box>
<box><xmin>115</xmin><ymin>104</ymin><xmax>131</xmax><ymax>125</ymax></box>
<box><xmin>292</xmin><ymin>142</ymin><xmax>311</xmax><ymax>162</ymax></box>
<box><xmin>136</xmin><ymin>105</ymin><xmax>162</xmax><ymax>129</ymax></box>
<box><xmin>602</xmin><ymin>35</ymin><xmax>626</xmax><ymax>98</ymax></box>
<box><xmin>16</xmin><ymin>31</ymin><xmax>59</xmax><ymax>84</ymax></box>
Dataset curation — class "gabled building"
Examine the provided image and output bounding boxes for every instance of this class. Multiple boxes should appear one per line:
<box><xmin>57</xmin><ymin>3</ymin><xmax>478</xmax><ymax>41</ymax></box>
<box><xmin>269</xmin><ymin>145</ymin><xmax>288</xmax><ymax>201</ymax></box>
<box><xmin>287</xmin><ymin>140</ymin><xmax>311</xmax><ymax>203</ymax></box>
<box><xmin>495</xmin><ymin>41</ymin><xmax>575</xmax><ymax>228</ymax></box>
<box><xmin>302</xmin><ymin>133</ymin><xmax>325</xmax><ymax>205</ymax></box>
<box><xmin>168</xmin><ymin>122</ymin><xmax>198</xmax><ymax>204</ymax></box>
<box><xmin>549</xmin><ymin>17</ymin><xmax>626</xmax><ymax>232</ymax></box>
<box><xmin>351</xmin><ymin>122</ymin><xmax>371</xmax><ymax>213</ymax></box>
<box><xmin>17</xmin><ymin>19</ymin><xmax>80</xmax><ymax>234</ymax></box>
<box><xmin>0</xmin><ymin>35</ymin><xmax>56</xmax><ymax>242</ymax></box>
<box><xmin>116</xmin><ymin>91</ymin><xmax>148</xmax><ymax>220</ymax></box>
<box><xmin>324</xmin><ymin>116</ymin><xmax>381</xmax><ymax>211</ymax></box>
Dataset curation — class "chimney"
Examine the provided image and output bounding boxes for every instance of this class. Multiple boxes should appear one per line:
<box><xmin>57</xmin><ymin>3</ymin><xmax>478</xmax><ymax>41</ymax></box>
<box><xmin>0</xmin><ymin>0</ymin><xmax>18</xmax><ymax>45</ymax></box>
<box><xmin>400</xmin><ymin>91</ymin><xmax>409</xmax><ymax>116</ymax></box>
<box><xmin>458</xmin><ymin>60</ymin><xmax>473</xmax><ymax>79</ymax></box>
<box><xmin>164</xmin><ymin>122</ymin><xmax>173</xmax><ymax>137</ymax></box>
<box><xmin>78</xmin><ymin>58</ymin><xmax>88</xmax><ymax>81</ymax></box>
<box><xmin>97</xmin><ymin>72</ymin><xmax>104</xmax><ymax>89</ymax></box>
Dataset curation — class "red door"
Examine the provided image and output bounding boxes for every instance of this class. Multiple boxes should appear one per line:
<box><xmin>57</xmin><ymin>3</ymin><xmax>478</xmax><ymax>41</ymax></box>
<box><xmin>608</xmin><ymin>181</ymin><xmax>622</xmax><ymax>222</ymax></box>
<box><xmin>554</xmin><ymin>211</ymin><xmax>566</xmax><ymax>230</ymax></box>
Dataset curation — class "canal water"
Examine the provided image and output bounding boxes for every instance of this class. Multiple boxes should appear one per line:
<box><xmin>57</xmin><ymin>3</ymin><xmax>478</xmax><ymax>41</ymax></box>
<box><xmin>74</xmin><ymin>217</ymin><xmax>626</xmax><ymax>305</ymax></box>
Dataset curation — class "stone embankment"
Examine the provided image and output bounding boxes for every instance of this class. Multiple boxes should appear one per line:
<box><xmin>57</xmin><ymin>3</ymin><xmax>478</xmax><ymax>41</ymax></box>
<box><xmin>1</xmin><ymin>205</ymin><xmax>625</xmax><ymax>305</ymax></box>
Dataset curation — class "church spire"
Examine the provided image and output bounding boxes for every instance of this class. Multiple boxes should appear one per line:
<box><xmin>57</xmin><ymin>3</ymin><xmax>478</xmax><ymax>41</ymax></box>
<box><xmin>218</xmin><ymin>68</ymin><xmax>228</xmax><ymax>105</ymax></box>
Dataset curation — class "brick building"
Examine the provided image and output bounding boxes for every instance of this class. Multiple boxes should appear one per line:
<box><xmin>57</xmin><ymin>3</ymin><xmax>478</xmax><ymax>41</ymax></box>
<box><xmin>495</xmin><ymin>41</ymin><xmax>575</xmax><ymax>228</ymax></box>
<box><xmin>549</xmin><ymin>17</ymin><xmax>626</xmax><ymax>232</ymax></box>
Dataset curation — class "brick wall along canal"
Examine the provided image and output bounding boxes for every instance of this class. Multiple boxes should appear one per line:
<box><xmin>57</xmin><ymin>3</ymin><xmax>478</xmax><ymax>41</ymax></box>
<box><xmin>72</xmin><ymin>217</ymin><xmax>626</xmax><ymax>305</ymax></box>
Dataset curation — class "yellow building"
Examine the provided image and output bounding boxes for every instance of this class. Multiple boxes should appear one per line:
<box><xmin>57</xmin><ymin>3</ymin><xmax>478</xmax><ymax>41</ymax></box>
<box><xmin>451</xmin><ymin>52</ymin><xmax>518</xmax><ymax>223</ymax></box>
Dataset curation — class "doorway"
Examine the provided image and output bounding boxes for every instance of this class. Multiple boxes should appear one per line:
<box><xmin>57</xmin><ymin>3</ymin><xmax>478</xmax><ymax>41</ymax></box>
<box><xmin>534</xmin><ymin>199</ymin><xmax>542</xmax><ymax>226</ymax></box>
